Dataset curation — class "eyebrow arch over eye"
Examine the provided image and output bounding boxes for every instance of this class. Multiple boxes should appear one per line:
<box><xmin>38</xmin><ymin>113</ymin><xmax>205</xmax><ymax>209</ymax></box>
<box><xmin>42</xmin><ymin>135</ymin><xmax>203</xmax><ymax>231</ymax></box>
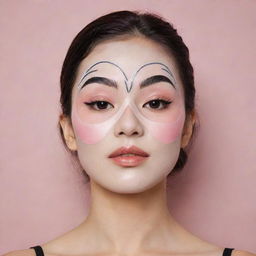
<box><xmin>140</xmin><ymin>75</ymin><xmax>176</xmax><ymax>89</ymax></box>
<box><xmin>80</xmin><ymin>76</ymin><xmax>118</xmax><ymax>90</ymax></box>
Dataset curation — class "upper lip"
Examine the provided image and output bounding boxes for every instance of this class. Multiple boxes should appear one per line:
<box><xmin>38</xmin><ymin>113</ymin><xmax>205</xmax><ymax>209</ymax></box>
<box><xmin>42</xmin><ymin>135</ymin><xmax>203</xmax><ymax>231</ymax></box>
<box><xmin>108</xmin><ymin>145</ymin><xmax>150</xmax><ymax>158</ymax></box>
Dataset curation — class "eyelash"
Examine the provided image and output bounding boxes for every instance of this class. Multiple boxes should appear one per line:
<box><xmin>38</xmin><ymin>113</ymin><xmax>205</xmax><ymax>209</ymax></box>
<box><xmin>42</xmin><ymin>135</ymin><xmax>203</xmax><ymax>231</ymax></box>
<box><xmin>84</xmin><ymin>98</ymin><xmax>172</xmax><ymax>111</ymax></box>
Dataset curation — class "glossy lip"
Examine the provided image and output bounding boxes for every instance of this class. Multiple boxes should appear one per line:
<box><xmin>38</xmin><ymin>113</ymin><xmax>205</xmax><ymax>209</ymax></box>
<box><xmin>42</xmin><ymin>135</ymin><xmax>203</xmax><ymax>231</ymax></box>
<box><xmin>110</xmin><ymin>155</ymin><xmax>148</xmax><ymax>167</ymax></box>
<box><xmin>108</xmin><ymin>145</ymin><xmax>150</xmax><ymax>158</ymax></box>
<box><xmin>108</xmin><ymin>145</ymin><xmax>150</xmax><ymax>167</ymax></box>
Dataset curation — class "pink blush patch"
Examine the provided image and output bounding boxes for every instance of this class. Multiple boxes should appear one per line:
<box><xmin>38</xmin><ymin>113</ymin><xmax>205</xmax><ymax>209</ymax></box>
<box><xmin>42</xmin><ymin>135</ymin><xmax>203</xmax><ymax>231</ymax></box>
<box><xmin>71</xmin><ymin>108</ymin><xmax>111</xmax><ymax>144</ymax></box>
<box><xmin>143</xmin><ymin>109</ymin><xmax>186</xmax><ymax>144</ymax></box>
<box><xmin>151</xmin><ymin>116</ymin><xmax>184</xmax><ymax>143</ymax></box>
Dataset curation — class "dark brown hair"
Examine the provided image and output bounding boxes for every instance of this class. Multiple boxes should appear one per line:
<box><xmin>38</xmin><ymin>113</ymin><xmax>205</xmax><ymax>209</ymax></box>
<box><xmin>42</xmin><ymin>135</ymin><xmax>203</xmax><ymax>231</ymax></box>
<box><xmin>58</xmin><ymin>10</ymin><xmax>199</xmax><ymax>181</ymax></box>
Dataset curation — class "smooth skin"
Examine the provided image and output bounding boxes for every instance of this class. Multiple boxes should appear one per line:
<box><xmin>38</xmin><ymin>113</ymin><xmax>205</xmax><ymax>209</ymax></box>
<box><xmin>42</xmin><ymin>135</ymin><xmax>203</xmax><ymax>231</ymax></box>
<box><xmin>5</xmin><ymin>37</ymin><xmax>255</xmax><ymax>256</ymax></box>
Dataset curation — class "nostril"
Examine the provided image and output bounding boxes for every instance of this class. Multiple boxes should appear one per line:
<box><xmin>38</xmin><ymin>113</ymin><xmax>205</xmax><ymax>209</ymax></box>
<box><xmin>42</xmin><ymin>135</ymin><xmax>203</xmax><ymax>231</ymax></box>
<box><xmin>118</xmin><ymin>131</ymin><xmax>139</xmax><ymax>136</ymax></box>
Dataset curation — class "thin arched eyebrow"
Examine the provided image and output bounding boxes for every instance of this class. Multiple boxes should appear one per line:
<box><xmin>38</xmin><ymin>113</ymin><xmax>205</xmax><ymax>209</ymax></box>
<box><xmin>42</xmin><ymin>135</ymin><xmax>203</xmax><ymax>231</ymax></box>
<box><xmin>140</xmin><ymin>75</ymin><xmax>176</xmax><ymax>89</ymax></box>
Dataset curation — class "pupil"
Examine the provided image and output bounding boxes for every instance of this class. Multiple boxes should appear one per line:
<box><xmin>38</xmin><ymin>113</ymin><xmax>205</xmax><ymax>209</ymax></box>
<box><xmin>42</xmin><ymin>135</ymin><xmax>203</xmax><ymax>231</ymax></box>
<box><xmin>150</xmin><ymin>100</ymin><xmax>160</xmax><ymax>108</ymax></box>
<box><xmin>97</xmin><ymin>101</ymin><xmax>107</xmax><ymax>109</ymax></box>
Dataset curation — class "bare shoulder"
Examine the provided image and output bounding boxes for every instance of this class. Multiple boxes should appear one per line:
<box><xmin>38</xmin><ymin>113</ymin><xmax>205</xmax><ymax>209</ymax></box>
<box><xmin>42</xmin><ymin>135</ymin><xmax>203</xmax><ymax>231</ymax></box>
<box><xmin>2</xmin><ymin>249</ymin><xmax>35</xmax><ymax>256</ymax></box>
<box><xmin>233</xmin><ymin>250</ymin><xmax>256</xmax><ymax>256</ymax></box>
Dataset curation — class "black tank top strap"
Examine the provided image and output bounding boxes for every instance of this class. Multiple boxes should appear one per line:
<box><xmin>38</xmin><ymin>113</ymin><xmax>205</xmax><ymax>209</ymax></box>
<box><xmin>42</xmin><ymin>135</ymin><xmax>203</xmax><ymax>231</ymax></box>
<box><xmin>223</xmin><ymin>248</ymin><xmax>235</xmax><ymax>256</ymax></box>
<box><xmin>30</xmin><ymin>245</ymin><xmax>45</xmax><ymax>256</ymax></box>
<box><xmin>29</xmin><ymin>245</ymin><xmax>234</xmax><ymax>256</ymax></box>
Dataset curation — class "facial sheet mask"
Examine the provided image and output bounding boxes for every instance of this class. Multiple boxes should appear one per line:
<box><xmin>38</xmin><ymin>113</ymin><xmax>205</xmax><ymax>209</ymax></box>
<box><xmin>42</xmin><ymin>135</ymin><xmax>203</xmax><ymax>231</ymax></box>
<box><xmin>71</xmin><ymin>61</ymin><xmax>186</xmax><ymax>144</ymax></box>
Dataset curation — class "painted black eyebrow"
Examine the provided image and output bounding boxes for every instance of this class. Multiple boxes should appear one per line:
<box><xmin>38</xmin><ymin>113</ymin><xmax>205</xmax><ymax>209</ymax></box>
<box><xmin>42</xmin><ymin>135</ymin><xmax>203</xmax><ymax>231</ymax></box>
<box><xmin>80</xmin><ymin>75</ymin><xmax>176</xmax><ymax>90</ymax></box>
<box><xmin>80</xmin><ymin>76</ymin><xmax>118</xmax><ymax>90</ymax></box>
<box><xmin>140</xmin><ymin>75</ymin><xmax>176</xmax><ymax>89</ymax></box>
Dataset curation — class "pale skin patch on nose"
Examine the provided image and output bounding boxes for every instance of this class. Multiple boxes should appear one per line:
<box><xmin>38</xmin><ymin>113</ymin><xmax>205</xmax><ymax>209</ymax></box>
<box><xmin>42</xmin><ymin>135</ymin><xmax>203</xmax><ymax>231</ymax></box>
<box><xmin>72</xmin><ymin>61</ymin><xmax>184</xmax><ymax>144</ymax></box>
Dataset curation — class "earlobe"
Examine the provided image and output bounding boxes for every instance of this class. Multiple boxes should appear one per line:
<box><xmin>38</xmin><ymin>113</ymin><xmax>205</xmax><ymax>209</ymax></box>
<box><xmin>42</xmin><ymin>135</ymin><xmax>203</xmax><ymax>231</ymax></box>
<box><xmin>59</xmin><ymin>114</ymin><xmax>77</xmax><ymax>151</ymax></box>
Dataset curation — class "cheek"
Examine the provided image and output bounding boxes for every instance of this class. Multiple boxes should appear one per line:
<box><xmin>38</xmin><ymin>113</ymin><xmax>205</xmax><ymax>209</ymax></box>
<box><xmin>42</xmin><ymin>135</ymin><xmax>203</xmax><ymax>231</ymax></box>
<box><xmin>71</xmin><ymin>109</ymin><xmax>111</xmax><ymax>144</ymax></box>
<box><xmin>145</xmin><ymin>108</ymin><xmax>185</xmax><ymax>144</ymax></box>
<box><xmin>71</xmin><ymin>89</ymin><xmax>115</xmax><ymax>144</ymax></box>
<box><xmin>71</xmin><ymin>98</ymin><xmax>111</xmax><ymax>144</ymax></box>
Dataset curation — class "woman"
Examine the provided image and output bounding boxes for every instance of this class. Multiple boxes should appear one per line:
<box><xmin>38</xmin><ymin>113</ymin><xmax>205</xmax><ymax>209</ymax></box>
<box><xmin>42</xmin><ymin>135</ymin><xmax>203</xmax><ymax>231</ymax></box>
<box><xmin>5</xmin><ymin>10</ymin><xmax>254</xmax><ymax>256</ymax></box>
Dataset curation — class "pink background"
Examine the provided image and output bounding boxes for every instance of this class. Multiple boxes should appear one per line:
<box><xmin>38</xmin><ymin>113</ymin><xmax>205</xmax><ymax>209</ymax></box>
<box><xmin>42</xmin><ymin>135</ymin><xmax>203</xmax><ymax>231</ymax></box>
<box><xmin>1</xmin><ymin>0</ymin><xmax>256</xmax><ymax>254</ymax></box>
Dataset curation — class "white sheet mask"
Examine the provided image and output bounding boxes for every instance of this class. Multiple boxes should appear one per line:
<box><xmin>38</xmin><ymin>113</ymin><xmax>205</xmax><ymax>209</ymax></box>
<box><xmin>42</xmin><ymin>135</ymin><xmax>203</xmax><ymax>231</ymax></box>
<box><xmin>71</xmin><ymin>61</ymin><xmax>186</xmax><ymax>144</ymax></box>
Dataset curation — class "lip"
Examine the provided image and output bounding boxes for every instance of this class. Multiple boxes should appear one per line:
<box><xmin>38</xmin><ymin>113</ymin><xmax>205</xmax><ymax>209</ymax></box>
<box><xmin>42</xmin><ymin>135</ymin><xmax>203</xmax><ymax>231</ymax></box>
<box><xmin>108</xmin><ymin>145</ymin><xmax>150</xmax><ymax>167</ymax></box>
<box><xmin>108</xmin><ymin>145</ymin><xmax>150</xmax><ymax>158</ymax></box>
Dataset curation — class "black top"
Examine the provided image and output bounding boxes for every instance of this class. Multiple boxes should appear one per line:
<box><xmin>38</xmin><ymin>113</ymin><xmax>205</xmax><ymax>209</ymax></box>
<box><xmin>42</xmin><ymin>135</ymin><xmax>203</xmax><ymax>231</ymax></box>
<box><xmin>30</xmin><ymin>245</ymin><xmax>235</xmax><ymax>256</ymax></box>
<box><xmin>30</xmin><ymin>246</ymin><xmax>44</xmax><ymax>256</ymax></box>
<box><xmin>223</xmin><ymin>248</ymin><xmax>235</xmax><ymax>256</ymax></box>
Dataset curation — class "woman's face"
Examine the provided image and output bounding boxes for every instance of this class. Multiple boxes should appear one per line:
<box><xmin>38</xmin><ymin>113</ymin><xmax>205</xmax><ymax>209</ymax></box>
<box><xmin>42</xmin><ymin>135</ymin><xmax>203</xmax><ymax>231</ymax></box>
<box><xmin>69</xmin><ymin>36</ymin><xmax>186</xmax><ymax>193</ymax></box>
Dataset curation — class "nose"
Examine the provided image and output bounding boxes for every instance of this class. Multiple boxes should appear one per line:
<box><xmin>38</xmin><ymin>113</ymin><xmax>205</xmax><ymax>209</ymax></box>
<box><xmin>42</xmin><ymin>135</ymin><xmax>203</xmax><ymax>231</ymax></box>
<box><xmin>114</xmin><ymin>106</ymin><xmax>144</xmax><ymax>138</ymax></box>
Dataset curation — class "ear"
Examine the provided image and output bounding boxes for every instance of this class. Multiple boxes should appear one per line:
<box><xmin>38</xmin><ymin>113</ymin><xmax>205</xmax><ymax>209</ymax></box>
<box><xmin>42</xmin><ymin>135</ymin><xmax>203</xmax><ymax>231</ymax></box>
<box><xmin>59</xmin><ymin>114</ymin><xmax>77</xmax><ymax>151</ymax></box>
<box><xmin>181</xmin><ymin>109</ymin><xmax>196</xmax><ymax>148</ymax></box>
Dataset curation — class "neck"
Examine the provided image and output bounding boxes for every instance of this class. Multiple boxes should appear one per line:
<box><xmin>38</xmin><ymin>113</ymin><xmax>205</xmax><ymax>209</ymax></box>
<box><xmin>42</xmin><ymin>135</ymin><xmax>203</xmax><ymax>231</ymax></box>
<box><xmin>81</xmin><ymin>178</ymin><xmax>181</xmax><ymax>255</ymax></box>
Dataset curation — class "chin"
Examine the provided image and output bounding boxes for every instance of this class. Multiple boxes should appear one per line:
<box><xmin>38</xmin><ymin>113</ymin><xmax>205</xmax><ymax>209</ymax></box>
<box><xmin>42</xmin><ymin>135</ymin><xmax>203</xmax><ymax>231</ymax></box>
<box><xmin>93</xmin><ymin>175</ymin><xmax>166</xmax><ymax>195</ymax></box>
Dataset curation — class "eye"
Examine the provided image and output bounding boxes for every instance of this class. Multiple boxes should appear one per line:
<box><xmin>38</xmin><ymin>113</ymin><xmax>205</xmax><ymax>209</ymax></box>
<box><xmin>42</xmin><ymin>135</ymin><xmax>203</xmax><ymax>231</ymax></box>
<box><xmin>143</xmin><ymin>98</ymin><xmax>172</xmax><ymax>110</ymax></box>
<box><xmin>84</xmin><ymin>101</ymin><xmax>114</xmax><ymax>111</ymax></box>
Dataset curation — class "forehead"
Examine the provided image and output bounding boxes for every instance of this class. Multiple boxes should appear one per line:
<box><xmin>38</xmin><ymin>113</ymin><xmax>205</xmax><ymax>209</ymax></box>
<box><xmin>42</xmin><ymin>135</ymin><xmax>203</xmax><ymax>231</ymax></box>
<box><xmin>76</xmin><ymin>36</ymin><xmax>179</xmax><ymax>79</ymax></box>
<box><xmin>72</xmin><ymin>36</ymin><xmax>184</xmax><ymax>99</ymax></box>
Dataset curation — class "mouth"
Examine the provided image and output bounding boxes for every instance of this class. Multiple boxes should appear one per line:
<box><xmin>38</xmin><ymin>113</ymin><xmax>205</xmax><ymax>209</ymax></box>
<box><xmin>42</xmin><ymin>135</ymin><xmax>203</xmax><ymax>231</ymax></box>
<box><xmin>108</xmin><ymin>145</ymin><xmax>150</xmax><ymax>167</ymax></box>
